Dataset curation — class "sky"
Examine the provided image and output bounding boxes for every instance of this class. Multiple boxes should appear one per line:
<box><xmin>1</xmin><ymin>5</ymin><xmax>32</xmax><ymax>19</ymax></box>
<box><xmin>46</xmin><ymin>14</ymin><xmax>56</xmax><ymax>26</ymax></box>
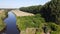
<box><xmin>0</xmin><ymin>0</ymin><xmax>51</xmax><ymax>8</ymax></box>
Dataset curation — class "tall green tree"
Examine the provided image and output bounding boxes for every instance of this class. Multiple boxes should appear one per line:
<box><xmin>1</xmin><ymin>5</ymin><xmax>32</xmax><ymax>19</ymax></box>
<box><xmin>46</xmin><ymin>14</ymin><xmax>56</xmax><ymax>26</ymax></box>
<box><xmin>40</xmin><ymin>0</ymin><xmax>60</xmax><ymax>24</ymax></box>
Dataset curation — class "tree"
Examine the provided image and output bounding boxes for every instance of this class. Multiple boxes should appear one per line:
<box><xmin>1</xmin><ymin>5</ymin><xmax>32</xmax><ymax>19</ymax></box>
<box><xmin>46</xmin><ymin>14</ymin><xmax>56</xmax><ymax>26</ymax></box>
<box><xmin>40</xmin><ymin>0</ymin><xmax>60</xmax><ymax>24</ymax></box>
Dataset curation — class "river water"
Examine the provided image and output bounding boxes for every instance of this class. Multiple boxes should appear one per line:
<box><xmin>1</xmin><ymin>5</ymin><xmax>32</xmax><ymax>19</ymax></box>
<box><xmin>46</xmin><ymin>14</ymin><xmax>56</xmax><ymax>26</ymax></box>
<box><xmin>4</xmin><ymin>11</ymin><xmax>19</xmax><ymax>34</ymax></box>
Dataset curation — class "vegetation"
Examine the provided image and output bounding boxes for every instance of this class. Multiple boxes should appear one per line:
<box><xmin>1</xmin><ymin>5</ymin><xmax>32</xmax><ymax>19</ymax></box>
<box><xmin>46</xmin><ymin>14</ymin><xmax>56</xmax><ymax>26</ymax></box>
<box><xmin>17</xmin><ymin>14</ymin><xmax>45</xmax><ymax>30</ymax></box>
<box><xmin>20</xmin><ymin>5</ymin><xmax>42</xmax><ymax>14</ymax></box>
<box><xmin>17</xmin><ymin>0</ymin><xmax>60</xmax><ymax>34</ymax></box>
<box><xmin>40</xmin><ymin>0</ymin><xmax>60</xmax><ymax>24</ymax></box>
<box><xmin>17</xmin><ymin>14</ymin><xmax>60</xmax><ymax>34</ymax></box>
<box><xmin>0</xmin><ymin>11</ymin><xmax>8</xmax><ymax>31</ymax></box>
<box><xmin>20</xmin><ymin>0</ymin><xmax>60</xmax><ymax>24</ymax></box>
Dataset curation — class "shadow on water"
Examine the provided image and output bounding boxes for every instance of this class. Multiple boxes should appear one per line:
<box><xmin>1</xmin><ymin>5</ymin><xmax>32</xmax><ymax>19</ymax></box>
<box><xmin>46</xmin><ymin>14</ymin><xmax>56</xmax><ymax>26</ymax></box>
<box><xmin>1</xmin><ymin>11</ymin><xmax>20</xmax><ymax>34</ymax></box>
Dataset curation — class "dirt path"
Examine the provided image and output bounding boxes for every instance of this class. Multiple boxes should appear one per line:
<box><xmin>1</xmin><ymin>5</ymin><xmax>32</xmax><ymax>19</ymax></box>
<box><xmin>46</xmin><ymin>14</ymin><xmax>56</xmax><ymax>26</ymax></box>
<box><xmin>12</xmin><ymin>10</ymin><xmax>34</xmax><ymax>16</ymax></box>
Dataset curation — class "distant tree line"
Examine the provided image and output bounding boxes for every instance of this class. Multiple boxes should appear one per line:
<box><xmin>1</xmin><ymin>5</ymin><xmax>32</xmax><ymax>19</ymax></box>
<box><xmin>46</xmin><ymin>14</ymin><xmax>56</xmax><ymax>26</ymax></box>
<box><xmin>20</xmin><ymin>5</ymin><xmax>42</xmax><ymax>14</ymax></box>
<box><xmin>19</xmin><ymin>0</ymin><xmax>60</xmax><ymax>24</ymax></box>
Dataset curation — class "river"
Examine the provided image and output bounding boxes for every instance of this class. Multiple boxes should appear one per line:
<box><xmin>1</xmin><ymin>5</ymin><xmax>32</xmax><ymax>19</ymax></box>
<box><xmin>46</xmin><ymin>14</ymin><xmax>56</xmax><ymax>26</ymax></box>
<box><xmin>4</xmin><ymin>11</ymin><xmax>19</xmax><ymax>34</ymax></box>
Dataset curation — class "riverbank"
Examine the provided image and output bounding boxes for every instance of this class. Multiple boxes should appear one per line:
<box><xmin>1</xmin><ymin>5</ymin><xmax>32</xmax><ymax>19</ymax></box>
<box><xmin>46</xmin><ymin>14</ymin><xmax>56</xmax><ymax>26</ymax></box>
<box><xmin>12</xmin><ymin>10</ymin><xmax>34</xmax><ymax>16</ymax></box>
<box><xmin>0</xmin><ymin>11</ymin><xmax>8</xmax><ymax>31</ymax></box>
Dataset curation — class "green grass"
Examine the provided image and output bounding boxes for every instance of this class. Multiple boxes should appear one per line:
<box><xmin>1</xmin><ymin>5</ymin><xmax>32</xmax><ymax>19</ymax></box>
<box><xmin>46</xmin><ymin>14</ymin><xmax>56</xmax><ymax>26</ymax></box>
<box><xmin>0</xmin><ymin>11</ymin><xmax>8</xmax><ymax>31</ymax></box>
<box><xmin>0</xmin><ymin>18</ymin><xmax>5</xmax><ymax>31</ymax></box>
<box><xmin>16</xmin><ymin>14</ymin><xmax>60</xmax><ymax>34</ymax></box>
<box><xmin>16</xmin><ymin>14</ymin><xmax>45</xmax><ymax>31</ymax></box>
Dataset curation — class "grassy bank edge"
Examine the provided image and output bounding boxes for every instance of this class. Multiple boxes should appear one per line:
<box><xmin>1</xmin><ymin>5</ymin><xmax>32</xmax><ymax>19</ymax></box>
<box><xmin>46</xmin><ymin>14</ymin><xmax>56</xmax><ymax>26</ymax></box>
<box><xmin>0</xmin><ymin>11</ymin><xmax>8</xmax><ymax>31</ymax></box>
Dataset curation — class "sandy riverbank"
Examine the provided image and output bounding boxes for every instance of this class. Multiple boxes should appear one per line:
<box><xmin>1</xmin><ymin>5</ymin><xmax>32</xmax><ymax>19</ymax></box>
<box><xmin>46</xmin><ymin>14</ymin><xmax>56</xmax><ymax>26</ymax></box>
<box><xmin>12</xmin><ymin>10</ymin><xmax>34</xmax><ymax>16</ymax></box>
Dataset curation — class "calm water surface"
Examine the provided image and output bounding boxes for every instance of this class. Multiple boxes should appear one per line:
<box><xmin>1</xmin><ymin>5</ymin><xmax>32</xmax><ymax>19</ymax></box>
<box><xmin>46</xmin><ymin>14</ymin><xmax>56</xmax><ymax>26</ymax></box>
<box><xmin>4</xmin><ymin>11</ymin><xmax>19</xmax><ymax>34</ymax></box>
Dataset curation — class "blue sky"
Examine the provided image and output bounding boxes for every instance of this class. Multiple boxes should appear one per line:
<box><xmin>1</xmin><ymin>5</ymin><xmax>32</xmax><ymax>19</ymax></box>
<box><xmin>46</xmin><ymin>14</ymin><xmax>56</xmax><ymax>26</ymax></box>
<box><xmin>0</xmin><ymin>0</ymin><xmax>50</xmax><ymax>8</ymax></box>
